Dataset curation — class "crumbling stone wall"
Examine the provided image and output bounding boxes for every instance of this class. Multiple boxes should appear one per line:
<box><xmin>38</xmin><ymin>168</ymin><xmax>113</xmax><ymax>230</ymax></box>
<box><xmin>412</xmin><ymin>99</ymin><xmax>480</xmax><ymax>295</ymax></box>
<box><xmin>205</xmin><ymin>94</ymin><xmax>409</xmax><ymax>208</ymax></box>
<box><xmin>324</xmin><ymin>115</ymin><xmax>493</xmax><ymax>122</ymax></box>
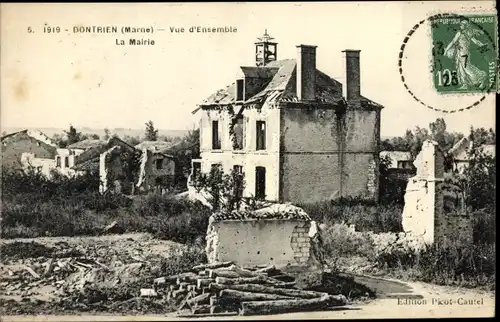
<box><xmin>402</xmin><ymin>140</ymin><xmax>472</xmax><ymax>246</ymax></box>
<box><xmin>206</xmin><ymin>217</ymin><xmax>312</xmax><ymax>267</ymax></box>
<box><xmin>289</xmin><ymin>222</ymin><xmax>311</xmax><ymax>264</ymax></box>
<box><xmin>366</xmin><ymin>155</ymin><xmax>378</xmax><ymax>199</ymax></box>
<box><xmin>435</xmin><ymin>213</ymin><xmax>473</xmax><ymax>245</ymax></box>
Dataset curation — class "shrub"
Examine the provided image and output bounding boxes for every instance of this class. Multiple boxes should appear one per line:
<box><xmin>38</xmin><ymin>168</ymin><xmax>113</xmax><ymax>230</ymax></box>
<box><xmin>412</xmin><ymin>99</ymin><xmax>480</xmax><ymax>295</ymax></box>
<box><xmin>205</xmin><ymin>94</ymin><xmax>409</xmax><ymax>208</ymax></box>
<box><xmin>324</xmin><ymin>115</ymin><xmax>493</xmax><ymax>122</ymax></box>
<box><xmin>159</xmin><ymin>245</ymin><xmax>207</xmax><ymax>276</ymax></box>
<box><xmin>1</xmin><ymin>194</ymin><xmax>211</xmax><ymax>242</ymax></box>
<box><xmin>471</xmin><ymin>210</ymin><xmax>496</xmax><ymax>245</ymax></box>
<box><xmin>1</xmin><ymin>166</ymin><xmax>100</xmax><ymax>199</ymax></box>
<box><xmin>117</xmin><ymin>206</ymin><xmax>211</xmax><ymax>244</ymax></box>
<box><xmin>1</xmin><ymin>166</ymin><xmax>211</xmax><ymax>242</ymax></box>
<box><xmin>299</xmin><ymin>199</ymin><xmax>403</xmax><ymax>233</ymax></box>
<box><xmin>321</xmin><ymin>222</ymin><xmax>495</xmax><ymax>290</ymax></box>
<box><xmin>322</xmin><ymin>223</ymin><xmax>375</xmax><ymax>260</ymax></box>
<box><xmin>373</xmin><ymin>239</ymin><xmax>496</xmax><ymax>290</ymax></box>
<box><xmin>194</xmin><ymin>165</ymin><xmax>245</xmax><ymax>212</ymax></box>
<box><xmin>463</xmin><ymin>146</ymin><xmax>496</xmax><ymax>211</ymax></box>
<box><xmin>1</xmin><ymin>184</ymin><xmax>211</xmax><ymax>242</ymax></box>
<box><xmin>132</xmin><ymin>193</ymin><xmax>203</xmax><ymax>217</ymax></box>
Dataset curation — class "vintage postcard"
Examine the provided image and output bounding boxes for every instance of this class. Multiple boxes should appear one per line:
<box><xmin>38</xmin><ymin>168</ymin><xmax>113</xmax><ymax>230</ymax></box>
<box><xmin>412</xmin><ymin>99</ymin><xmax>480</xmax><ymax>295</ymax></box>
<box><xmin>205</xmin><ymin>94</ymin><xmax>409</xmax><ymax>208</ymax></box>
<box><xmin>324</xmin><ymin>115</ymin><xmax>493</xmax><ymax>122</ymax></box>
<box><xmin>0</xmin><ymin>1</ymin><xmax>496</xmax><ymax>321</ymax></box>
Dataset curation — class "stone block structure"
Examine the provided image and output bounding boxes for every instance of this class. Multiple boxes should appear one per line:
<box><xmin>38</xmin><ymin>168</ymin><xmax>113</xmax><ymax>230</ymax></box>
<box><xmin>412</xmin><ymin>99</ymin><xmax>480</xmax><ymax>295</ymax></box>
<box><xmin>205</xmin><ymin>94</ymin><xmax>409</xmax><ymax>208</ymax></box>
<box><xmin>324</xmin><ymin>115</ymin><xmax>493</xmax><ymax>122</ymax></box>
<box><xmin>402</xmin><ymin>140</ymin><xmax>473</xmax><ymax>247</ymax></box>
<box><xmin>205</xmin><ymin>204</ymin><xmax>316</xmax><ymax>267</ymax></box>
<box><xmin>289</xmin><ymin>223</ymin><xmax>312</xmax><ymax>264</ymax></box>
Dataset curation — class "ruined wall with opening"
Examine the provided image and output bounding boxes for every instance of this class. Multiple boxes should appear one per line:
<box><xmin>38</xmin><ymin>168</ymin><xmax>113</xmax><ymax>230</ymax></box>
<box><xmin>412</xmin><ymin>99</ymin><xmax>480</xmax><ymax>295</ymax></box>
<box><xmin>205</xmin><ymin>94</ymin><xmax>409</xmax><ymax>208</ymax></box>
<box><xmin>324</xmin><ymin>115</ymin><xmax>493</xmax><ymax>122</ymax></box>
<box><xmin>402</xmin><ymin>140</ymin><xmax>472</xmax><ymax>246</ymax></box>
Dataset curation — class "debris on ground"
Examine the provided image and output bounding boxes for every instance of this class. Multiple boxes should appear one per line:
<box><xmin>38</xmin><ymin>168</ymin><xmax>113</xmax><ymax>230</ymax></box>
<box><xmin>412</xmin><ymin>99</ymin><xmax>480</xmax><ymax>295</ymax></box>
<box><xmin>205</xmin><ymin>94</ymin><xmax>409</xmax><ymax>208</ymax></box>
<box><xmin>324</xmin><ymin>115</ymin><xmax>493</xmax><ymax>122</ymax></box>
<box><xmin>0</xmin><ymin>235</ymin><xmax>357</xmax><ymax>316</ymax></box>
<box><xmin>0</xmin><ymin>234</ymin><xmax>184</xmax><ymax>315</ymax></box>
<box><xmin>151</xmin><ymin>261</ymin><xmax>347</xmax><ymax>317</ymax></box>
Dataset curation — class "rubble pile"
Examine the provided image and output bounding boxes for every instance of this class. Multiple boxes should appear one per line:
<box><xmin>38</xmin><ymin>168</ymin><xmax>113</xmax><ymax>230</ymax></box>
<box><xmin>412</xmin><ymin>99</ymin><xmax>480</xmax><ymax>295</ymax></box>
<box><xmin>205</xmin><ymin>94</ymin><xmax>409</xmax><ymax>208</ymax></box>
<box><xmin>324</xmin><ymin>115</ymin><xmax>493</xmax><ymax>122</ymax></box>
<box><xmin>1</xmin><ymin>237</ymin><xmax>350</xmax><ymax>316</ymax></box>
<box><xmin>148</xmin><ymin>261</ymin><xmax>347</xmax><ymax>317</ymax></box>
<box><xmin>0</xmin><ymin>236</ymin><xmax>180</xmax><ymax>314</ymax></box>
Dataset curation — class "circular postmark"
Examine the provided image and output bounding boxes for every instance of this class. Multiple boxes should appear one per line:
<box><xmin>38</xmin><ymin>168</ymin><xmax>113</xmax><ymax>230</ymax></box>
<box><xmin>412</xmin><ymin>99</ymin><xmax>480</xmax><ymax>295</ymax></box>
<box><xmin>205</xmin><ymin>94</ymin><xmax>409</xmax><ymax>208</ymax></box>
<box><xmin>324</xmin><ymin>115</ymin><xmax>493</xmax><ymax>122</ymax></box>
<box><xmin>398</xmin><ymin>12</ymin><xmax>498</xmax><ymax>113</ymax></box>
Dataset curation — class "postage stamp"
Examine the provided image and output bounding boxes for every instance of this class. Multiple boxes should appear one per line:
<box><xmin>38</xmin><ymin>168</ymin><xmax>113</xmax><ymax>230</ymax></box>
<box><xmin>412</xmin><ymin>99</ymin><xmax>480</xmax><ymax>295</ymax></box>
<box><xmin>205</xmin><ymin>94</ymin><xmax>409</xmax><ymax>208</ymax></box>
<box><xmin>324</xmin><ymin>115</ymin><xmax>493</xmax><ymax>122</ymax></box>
<box><xmin>430</xmin><ymin>14</ymin><xmax>498</xmax><ymax>94</ymax></box>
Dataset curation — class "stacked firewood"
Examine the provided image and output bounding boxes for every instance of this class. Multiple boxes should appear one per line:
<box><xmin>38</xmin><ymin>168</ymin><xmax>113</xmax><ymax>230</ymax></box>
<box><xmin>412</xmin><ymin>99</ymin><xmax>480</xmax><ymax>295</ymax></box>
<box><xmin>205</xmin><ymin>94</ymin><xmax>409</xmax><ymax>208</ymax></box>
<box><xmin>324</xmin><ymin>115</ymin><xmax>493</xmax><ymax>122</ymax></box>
<box><xmin>151</xmin><ymin>261</ymin><xmax>347</xmax><ymax>317</ymax></box>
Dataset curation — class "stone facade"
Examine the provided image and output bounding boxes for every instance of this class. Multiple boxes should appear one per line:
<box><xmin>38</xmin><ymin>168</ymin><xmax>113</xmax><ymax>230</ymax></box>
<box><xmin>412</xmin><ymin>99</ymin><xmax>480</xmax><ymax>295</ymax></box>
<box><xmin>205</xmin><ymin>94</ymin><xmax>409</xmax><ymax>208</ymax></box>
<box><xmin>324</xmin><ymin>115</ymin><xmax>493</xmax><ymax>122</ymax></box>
<box><xmin>199</xmin><ymin>107</ymin><xmax>281</xmax><ymax>201</ymax></box>
<box><xmin>279</xmin><ymin>107</ymin><xmax>380</xmax><ymax>203</ymax></box>
<box><xmin>402</xmin><ymin>140</ymin><xmax>473</xmax><ymax>247</ymax></box>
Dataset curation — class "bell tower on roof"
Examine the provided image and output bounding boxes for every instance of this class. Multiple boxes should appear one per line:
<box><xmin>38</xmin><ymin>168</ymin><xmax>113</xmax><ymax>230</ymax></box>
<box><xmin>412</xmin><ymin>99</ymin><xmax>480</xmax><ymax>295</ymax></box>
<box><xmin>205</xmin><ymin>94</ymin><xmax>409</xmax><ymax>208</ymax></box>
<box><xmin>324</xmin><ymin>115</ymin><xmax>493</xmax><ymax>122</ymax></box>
<box><xmin>255</xmin><ymin>29</ymin><xmax>277</xmax><ymax>67</ymax></box>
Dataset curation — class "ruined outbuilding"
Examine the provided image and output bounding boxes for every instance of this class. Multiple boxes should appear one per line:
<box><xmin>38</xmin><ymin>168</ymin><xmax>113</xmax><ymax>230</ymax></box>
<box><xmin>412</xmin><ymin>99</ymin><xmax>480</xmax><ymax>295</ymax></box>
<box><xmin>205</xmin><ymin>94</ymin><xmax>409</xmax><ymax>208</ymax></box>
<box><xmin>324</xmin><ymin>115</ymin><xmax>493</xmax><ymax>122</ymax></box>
<box><xmin>206</xmin><ymin>204</ymin><xmax>320</xmax><ymax>268</ymax></box>
<box><xmin>1</xmin><ymin>129</ymin><xmax>58</xmax><ymax>170</ymax></box>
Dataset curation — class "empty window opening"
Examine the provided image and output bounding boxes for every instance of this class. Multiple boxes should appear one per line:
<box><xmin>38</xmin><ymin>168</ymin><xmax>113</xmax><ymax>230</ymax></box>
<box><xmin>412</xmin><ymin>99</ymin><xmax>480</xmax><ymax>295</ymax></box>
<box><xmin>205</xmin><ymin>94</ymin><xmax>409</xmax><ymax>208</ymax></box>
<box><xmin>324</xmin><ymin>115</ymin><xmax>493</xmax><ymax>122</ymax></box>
<box><xmin>256</xmin><ymin>121</ymin><xmax>266</xmax><ymax>150</ymax></box>
<box><xmin>192</xmin><ymin>162</ymin><xmax>201</xmax><ymax>181</ymax></box>
<box><xmin>212</xmin><ymin>121</ymin><xmax>221</xmax><ymax>150</ymax></box>
<box><xmin>233</xmin><ymin>165</ymin><xmax>243</xmax><ymax>174</ymax></box>
<box><xmin>233</xmin><ymin>165</ymin><xmax>244</xmax><ymax>199</ymax></box>
<box><xmin>397</xmin><ymin>161</ymin><xmax>412</xmax><ymax>169</ymax></box>
<box><xmin>255</xmin><ymin>166</ymin><xmax>266</xmax><ymax>200</ymax></box>
<box><xmin>233</xmin><ymin>116</ymin><xmax>245</xmax><ymax>150</ymax></box>
<box><xmin>236</xmin><ymin>79</ymin><xmax>244</xmax><ymax>101</ymax></box>
<box><xmin>211</xmin><ymin>163</ymin><xmax>222</xmax><ymax>174</ymax></box>
<box><xmin>156</xmin><ymin>158</ymin><xmax>163</xmax><ymax>170</ymax></box>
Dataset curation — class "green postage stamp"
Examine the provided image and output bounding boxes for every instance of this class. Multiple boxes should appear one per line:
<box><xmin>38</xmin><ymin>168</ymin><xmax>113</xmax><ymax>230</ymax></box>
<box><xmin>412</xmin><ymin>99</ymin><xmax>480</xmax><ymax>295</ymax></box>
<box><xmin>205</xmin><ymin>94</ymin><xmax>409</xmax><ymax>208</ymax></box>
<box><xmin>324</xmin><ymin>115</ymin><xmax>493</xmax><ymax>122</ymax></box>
<box><xmin>431</xmin><ymin>14</ymin><xmax>498</xmax><ymax>94</ymax></box>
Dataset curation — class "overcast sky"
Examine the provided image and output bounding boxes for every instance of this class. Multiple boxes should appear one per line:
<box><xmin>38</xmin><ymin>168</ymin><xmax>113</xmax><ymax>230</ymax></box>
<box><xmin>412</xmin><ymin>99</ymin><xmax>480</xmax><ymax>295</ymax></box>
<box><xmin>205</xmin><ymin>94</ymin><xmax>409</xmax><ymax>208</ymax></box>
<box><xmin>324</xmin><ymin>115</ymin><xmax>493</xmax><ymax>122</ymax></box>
<box><xmin>1</xmin><ymin>1</ymin><xmax>496</xmax><ymax>137</ymax></box>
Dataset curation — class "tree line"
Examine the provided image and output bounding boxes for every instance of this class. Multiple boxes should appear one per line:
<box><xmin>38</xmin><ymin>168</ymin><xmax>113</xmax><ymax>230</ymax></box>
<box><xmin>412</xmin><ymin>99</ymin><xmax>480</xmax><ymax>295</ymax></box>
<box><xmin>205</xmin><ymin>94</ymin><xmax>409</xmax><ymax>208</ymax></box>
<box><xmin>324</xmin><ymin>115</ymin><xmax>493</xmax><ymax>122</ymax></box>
<box><xmin>49</xmin><ymin>121</ymin><xmax>186</xmax><ymax>148</ymax></box>
<box><xmin>381</xmin><ymin>117</ymin><xmax>495</xmax><ymax>159</ymax></box>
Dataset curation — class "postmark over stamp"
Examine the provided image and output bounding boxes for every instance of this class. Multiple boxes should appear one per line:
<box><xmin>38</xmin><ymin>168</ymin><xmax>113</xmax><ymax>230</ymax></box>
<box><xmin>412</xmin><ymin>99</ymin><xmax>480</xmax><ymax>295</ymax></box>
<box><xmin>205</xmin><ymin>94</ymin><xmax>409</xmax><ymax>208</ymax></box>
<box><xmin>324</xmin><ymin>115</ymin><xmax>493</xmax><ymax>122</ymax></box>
<box><xmin>430</xmin><ymin>14</ymin><xmax>498</xmax><ymax>94</ymax></box>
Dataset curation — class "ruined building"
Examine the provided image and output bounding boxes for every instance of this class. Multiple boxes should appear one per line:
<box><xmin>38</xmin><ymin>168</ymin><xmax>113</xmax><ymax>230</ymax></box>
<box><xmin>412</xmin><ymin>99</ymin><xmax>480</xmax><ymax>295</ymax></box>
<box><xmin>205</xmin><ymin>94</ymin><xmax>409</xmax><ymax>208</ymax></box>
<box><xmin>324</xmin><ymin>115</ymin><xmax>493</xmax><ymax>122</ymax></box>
<box><xmin>192</xmin><ymin>31</ymin><xmax>383</xmax><ymax>203</ymax></box>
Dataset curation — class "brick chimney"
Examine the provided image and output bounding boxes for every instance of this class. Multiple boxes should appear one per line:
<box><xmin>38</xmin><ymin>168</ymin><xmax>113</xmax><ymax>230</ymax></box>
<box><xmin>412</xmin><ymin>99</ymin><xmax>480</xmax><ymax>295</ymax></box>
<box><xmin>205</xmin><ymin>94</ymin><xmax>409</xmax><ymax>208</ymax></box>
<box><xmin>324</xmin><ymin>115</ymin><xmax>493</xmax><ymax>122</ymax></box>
<box><xmin>296</xmin><ymin>45</ymin><xmax>317</xmax><ymax>101</ymax></box>
<box><xmin>342</xmin><ymin>49</ymin><xmax>361</xmax><ymax>102</ymax></box>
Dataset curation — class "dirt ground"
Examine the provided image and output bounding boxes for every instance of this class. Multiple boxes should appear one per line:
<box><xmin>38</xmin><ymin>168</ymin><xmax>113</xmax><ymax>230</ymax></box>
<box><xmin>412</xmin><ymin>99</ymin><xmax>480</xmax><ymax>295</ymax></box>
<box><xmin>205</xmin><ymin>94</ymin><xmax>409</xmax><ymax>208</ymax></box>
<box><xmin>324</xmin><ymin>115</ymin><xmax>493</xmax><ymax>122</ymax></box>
<box><xmin>0</xmin><ymin>234</ymin><xmax>495</xmax><ymax>319</ymax></box>
<box><xmin>0</xmin><ymin>233</ymin><xmax>185</xmax><ymax>315</ymax></box>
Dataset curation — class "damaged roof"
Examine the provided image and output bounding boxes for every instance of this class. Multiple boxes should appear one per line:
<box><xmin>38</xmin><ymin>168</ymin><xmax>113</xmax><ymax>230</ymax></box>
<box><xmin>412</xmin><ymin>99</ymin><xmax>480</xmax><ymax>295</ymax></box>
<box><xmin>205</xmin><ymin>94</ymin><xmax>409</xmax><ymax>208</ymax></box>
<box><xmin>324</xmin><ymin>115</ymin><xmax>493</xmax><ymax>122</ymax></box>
<box><xmin>1</xmin><ymin>129</ymin><xmax>58</xmax><ymax>148</ymax></box>
<box><xmin>72</xmin><ymin>137</ymin><xmax>136</xmax><ymax>169</ymax></box>
<box><xmin>72</xmin><ymin>158</ymin><xmax>100</xmax><ymax>172</ymax></box>
<box><xmin>380</xmin><ymin>151</ymin><xmax>412</xmax><ymax>161</ymax></box>
<box><xmin>211</xmin><ymin>203</ymin><xmax>311</xmax><ymax>221</ymax></box>
<box><xmin>134</xmin><ymin>141</ymin><xmax>176</xmax><ymax>154</ymax></box>
<box><xmin>67</xmin><ymin>139</ymin><xmax>106</xmax><ymax>150</ymax></box>
<box><xmin>197</xmin><ymin>59</ymin><xmax>383</xmax><ymax>110</ymax></box>
<box><xmin>448</xmin><ymin>137</ymin><xmax>496</xmax><ymax>160</ymax></box>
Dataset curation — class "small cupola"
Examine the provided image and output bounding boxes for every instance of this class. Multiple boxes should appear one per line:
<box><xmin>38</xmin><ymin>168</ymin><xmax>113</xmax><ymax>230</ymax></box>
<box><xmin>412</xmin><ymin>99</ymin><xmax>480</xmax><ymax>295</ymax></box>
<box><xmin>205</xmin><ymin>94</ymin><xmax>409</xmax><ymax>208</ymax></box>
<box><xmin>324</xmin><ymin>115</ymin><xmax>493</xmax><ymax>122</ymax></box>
<box><xmin>255</xmin><ymin>29</ymin><xmax>277</xmax><ymax>67</ymax></box>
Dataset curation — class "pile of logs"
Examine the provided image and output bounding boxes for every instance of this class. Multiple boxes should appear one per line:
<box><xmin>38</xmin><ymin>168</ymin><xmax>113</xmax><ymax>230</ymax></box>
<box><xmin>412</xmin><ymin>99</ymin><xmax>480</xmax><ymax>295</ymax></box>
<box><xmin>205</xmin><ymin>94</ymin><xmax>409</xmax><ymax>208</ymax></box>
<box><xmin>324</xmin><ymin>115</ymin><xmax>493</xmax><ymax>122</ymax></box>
<box><xmin>151</xmin><ymin>261</ymin><xmax>347</xmax><ymax>317</ymax></box>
